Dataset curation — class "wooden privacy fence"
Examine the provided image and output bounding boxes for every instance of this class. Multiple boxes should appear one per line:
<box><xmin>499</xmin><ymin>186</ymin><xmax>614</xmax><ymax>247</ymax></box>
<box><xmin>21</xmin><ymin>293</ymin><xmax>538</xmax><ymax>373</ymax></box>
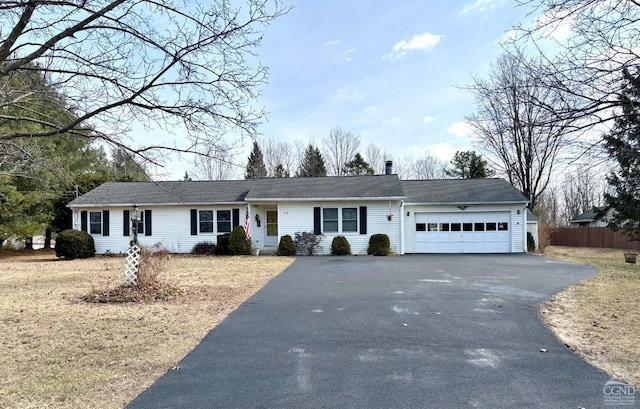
<box><xmin>551</xmin><ymin>227</ymin><xmax>640</xmax><ymax>251</ymax></box>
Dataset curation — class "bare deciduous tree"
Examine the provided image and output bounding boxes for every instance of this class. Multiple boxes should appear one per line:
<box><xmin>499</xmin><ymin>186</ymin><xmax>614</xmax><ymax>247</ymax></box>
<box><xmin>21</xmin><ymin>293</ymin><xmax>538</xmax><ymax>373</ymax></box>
<box><xmin>411</xmin><ymin>155</ymin><xmax>446</xmax><ymax>179</ymax></box>
<box><xmin>0</xmin><ymin>0</ymin><xmax>289</xmax><ymax>165</ymax></box>
<box><xmin>467</xmin><ymin>52</ymin><xmax>576</xmax><ymax>210</ymax></box>
<box><xmin>513</xmin><ymin>0</ymin><xmax>640</xmax><ymax>151</ymax></box>
<box><xmin>364</xmin><ymin>143</ymin><xmax>387</xmax><ymax>174</ymax></box>
<box><xmin>322</xmin><ymin>127</ymin><xmax>361</xmax><ymax>176</ymax></box>
<box><xmin>562</xmin><ymin>169</ymin><xmax>603</xmax><ymax>221</ymax></box>
<box><xmin>192</xmin><ymin>142</ymin><xmax>239</xmax><ymax>181</ymax></box>
<box><xmin>261</xmin><ymin>137</ymin><xmax>295</xmax><ymax>177</ymax></box>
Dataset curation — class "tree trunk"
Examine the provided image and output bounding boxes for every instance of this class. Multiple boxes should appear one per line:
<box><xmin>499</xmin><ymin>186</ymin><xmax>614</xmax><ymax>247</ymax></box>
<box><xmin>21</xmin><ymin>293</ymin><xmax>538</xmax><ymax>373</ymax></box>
<box><xmin>44</xmin><ymin>229</ymin><xmax>52</xmax><ymax>249</ymax></box>
<box><xmin>25</xmin><ymin>237</ymin><xmax>33</xmax><ymax>250</ymax></box>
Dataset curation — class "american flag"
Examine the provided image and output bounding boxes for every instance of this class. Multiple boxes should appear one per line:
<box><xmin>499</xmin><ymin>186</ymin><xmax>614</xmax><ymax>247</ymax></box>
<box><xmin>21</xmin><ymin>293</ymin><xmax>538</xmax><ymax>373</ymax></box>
<box><xmin>244</xmin><ymin>207</ymin><xmax>251</xmax><ymax>240</ymax></box>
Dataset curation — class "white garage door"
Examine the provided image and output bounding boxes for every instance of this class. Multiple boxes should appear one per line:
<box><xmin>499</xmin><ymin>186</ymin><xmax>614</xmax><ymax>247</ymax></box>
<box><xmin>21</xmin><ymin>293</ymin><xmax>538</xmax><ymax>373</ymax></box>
<box><xmin>414</xmin><ymin>212</ymin><xmax>511</xmax><ymax>253</ymax></box>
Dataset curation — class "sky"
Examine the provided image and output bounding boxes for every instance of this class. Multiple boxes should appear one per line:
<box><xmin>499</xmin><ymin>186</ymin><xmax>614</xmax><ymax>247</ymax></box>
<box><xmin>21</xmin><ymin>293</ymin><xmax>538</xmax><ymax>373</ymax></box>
<box><xmin>154</xmin><ymin>0</ymin><xmax>542</xmax><ymax>180</ymax></box>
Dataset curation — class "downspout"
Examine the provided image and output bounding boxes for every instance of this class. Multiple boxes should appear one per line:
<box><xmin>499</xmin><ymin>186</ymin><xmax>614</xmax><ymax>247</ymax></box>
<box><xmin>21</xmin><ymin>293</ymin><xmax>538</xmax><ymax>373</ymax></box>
<box><xmin>400</xmin><ymin>201</ymin><xmax>405</xmax><ymax>255</ymax></box>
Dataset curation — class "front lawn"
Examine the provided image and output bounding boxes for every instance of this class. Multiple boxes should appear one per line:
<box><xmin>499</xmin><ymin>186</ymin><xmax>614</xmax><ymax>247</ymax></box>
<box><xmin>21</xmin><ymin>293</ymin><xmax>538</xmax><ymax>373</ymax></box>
<box><xmin>0</xmin><ymin>250</ymin><xmax>293</xmax><ymax>408</ymax></box>
<box><xmin>542</xmin><ymin>246</ymin><xmax>640</xmax><ymax>386</ymax></box>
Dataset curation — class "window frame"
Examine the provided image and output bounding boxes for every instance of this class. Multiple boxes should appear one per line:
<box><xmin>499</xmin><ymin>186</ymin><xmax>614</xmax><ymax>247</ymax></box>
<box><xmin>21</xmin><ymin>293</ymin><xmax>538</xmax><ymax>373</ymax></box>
<box><xmin>322</xmin><ymin>206</ymin><xmax>359</xmax><ymax>234</ymax></box>
<box><xmin>89</xmin><ymin>211</ymin><xmax>102</xmax><ymax>235</ymax></box>
<box><xmin>198</xmin><ymin>210</ymin><xmax>214</xmax><ymax>233</ymax></box>
<box><xmin>217</xmin><ymin>210</ymin><xmax>232</xmax><ymax>233</ymax></box>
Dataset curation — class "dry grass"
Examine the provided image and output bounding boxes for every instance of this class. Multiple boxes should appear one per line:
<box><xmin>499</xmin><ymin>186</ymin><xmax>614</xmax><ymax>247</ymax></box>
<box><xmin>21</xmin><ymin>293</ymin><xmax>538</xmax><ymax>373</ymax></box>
<box><xmin>542</xmin><ymin>246</ymin><xmax>640</xmax><ymax>386</ymax></box>
<box><xmin>0</xmin><ymin>249</ymin><xmax>294</xmax><ymax>408</ymax></box>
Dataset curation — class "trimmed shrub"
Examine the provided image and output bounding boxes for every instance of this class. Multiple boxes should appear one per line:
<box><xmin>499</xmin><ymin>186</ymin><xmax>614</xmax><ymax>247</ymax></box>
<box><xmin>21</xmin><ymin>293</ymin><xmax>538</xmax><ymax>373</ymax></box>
<box><xmin>294</xmin><ymin>231</ymin><xmax>324</xmax><ymax>255</ymax></box>
<box><xmin>229</xmin><ymin>226</ymin><xmax>251</xmax><ymax>255</ymax></box>
<box><xmin>277</xmin><ymin>235</ymin><xmax>296</xmax><ymax>256</ymax></box>
<box><xmin>367</xmin><ymin>234</ymin><xmax>390</xmax><ymax>256</ymax></box>
<box><xmin>331</xmin><ymin>236</ymin><xmax>351</xmax><ymax>255</ymax></box>
<box><xmin>192</xmin><ymin>241</ymin><xmax>216</xmax><ymax>255</ymax></box>
<box><xmin>215</xmin><ymin>234</ymin><xmax>230</xmax><ymax>255</ymax></box>
<box><xmin>55</xmin><ymin>229</ymin><xmax>95</xmax><ymax>260</ymax></box>
<box><xmin>527</xmin><ymin>232</ymin><xmax>536</xmax><ymax>253</ymax></box>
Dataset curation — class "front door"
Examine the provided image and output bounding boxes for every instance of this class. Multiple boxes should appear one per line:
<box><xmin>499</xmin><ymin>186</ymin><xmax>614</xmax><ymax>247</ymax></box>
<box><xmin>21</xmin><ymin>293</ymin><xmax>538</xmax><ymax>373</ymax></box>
<box><xmin>265</xmin><ymin>210</ymin><xmax>278</xmax><ymax>246</ymax></box>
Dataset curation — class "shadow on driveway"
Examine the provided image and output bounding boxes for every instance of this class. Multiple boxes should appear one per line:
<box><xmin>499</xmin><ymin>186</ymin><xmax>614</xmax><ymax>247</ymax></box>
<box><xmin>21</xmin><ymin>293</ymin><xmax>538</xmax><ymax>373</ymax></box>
<box><xmin>128</xmin><ymin>254</ymin><xmax>612</xmax><ymax>408</ymax></box>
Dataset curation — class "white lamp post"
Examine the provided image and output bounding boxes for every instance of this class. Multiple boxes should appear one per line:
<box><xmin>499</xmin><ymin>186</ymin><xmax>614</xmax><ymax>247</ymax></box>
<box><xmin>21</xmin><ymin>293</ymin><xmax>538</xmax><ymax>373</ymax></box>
<box><xmin>131</xmin><ymin>204</ymin><xmax>142</xmax><ymax>245</ymax></box>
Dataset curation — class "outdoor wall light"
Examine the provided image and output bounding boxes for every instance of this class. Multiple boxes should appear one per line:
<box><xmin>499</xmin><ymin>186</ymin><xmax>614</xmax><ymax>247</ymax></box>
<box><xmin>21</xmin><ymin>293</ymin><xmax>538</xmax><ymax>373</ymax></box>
<box><xmin>255</xmin><ymin>214</ymin><xmax>261</xmax><ymax>227</ymax></box>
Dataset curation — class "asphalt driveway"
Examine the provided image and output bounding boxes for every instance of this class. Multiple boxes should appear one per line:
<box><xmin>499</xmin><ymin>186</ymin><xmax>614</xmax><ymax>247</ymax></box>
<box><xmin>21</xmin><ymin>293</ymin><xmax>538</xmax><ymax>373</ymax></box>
<box><xmin>128</xmin><ymin>254</ymin><xmax>612</xmax><ymax>408</ymax></box>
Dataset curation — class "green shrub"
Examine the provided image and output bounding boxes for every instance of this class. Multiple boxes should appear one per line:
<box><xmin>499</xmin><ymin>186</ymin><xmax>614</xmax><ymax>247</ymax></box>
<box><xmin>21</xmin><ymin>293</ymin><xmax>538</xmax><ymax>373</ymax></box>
<box><xmin>192</xmin><ymin>241</ymin><xmax>216</xmax><ymax>255</ymax></box>
<box><xmin>215</xmin><ymin>234</ymin><xmax>230</xmax><ymax>255</ymax></box>
<box><xmin>367</xmin><ymin>234</ymin><xmax>390</xmax><ymax>256</ymax></box>
<box><xmin>527</xmin><ymin>232</ymin><xmax>536</xmax><ymax>253</ymax></box>
<box><xmin>331</xmin><ymin>236</ymin><xmax>351</xmax><ymax>255</ymax></box>
<box><xmin>55</xmin><ymin>229</ymin><xmax>95</xmax><ymax>260</ymax></box>
<box><xmin>229</xmin><ymin>226</ymin><xmax>251</xmax><ymax>255</ymax></box>
<box><xmin>277</xmin><ymin>235</ymin><xmax>296</xmax><ymax>256</ymax></box>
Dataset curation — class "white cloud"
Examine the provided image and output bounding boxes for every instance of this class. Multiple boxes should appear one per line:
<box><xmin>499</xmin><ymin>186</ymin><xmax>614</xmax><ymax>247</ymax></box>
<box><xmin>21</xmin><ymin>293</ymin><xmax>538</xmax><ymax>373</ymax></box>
<box><xmin>381</xmin><ymin>117</ymin><xmax>401</xmax><ymax>126</ymax></box>
<box><xmin>337</xmin><ymin>88</ymin><xmax>364</xmax><ymax>102</ymax></box>
<box><xmin>344</xmin><ymin>48</ymin><xmax>355</xmax><ymax>62</ymax></box>
<box><xmin>460</xmin><ymin>0</ymin><xmax>503</xmax><ymax>15</ymax></box>
<box><xmin>534</xmin><ymin>10</ymin><xmax>574</xmax><ymax>39</ymax></box>
<box><xmin>364</xmin><ymin>106</ymin><xmax>378</xmax><ymax>114</ymax></box>
<box><xmin>385</xmin><ymin>32</ymin><xmax>444</xmax><ymax>60</ymax></box>
<box><xmin>500</xmin><ymin>29</ymin><xmax>518</xmax><ymax>45</ymax></box>
<box><xmin>324</xmin><ymin>39</ymin><xmax>341</xmax><ymax>46</ymax></box>
<box><xmin>447</xmin><ymin>121</ymin><xmax>473</xmax><ymax>138</ymax></box>
<box><xmin>426</xmin><ymin>142</ymin><xmax>458</xmax><ymax>162</ymax></box>
<box><xmin>423</xmin><ymin>116</ymin><xmax>436</xmax><ymax>125</ymax></box>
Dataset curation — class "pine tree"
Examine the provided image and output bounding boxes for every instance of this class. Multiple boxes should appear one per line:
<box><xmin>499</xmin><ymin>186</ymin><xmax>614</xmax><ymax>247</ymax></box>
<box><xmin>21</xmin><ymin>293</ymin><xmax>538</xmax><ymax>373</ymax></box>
<box><xmin>343</xmin><ymin>153</ymin><xmax>374</xmax><ymax>175</ymax></box>
<box><xmin>245</xmin><ymin>141</ymin><xmax>267</xmax><ymax>179</ymax></box>
<box><xmin>274</xmin><ymin>163</ymin><xmax>290</xmax><ymax>178</ymax></box>
<box><xmin>296</xmin><ymin>144</ymin><xmax>327</xmax><ymax>177</ymax></box>
<box><xmin>445</xmin><ymin>150</ymin><xmax>493</xmax><ymax>179</ymax></box>
<box><xmin>602</xmin><ymin>68</ymin><xmax>640</xmax><ymax>242</ymax></box>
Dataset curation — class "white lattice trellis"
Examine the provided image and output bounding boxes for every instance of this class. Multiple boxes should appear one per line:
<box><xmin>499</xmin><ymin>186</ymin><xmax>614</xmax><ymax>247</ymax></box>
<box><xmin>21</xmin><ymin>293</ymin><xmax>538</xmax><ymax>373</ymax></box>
<box><xmin>124</xmin><ymin>245</ymin><xmax>141</xmax><ymax>287</ymax></box>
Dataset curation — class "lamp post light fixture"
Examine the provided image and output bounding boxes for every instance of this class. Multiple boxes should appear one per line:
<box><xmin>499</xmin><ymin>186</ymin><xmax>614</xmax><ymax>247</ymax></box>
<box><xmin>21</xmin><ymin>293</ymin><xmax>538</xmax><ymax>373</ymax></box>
<box><xmin>131</xmin><ymin>204</ymin><xmax>142</xmax><ymax>245</ymax></box>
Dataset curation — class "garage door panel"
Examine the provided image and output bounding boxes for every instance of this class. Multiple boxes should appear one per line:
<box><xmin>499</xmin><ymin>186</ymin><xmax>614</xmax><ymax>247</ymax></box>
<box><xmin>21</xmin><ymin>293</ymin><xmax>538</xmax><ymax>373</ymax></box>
<box><xmin>414</xmin><ymin>212</ymin><xmax>511</xmax><ymax>254</ymax></box>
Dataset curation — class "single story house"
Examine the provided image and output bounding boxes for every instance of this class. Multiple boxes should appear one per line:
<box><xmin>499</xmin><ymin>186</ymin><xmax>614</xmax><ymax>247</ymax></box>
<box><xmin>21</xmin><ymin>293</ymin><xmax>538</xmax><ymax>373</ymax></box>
<box><xmin>68</xmin><ymin>174</ymin><xmax>530</xmax><ymax>255</ymax></box>
<box><xmin>568</xmin><ymin>207</ymin><xmax>613</xmax><ymax>228</ymax></box>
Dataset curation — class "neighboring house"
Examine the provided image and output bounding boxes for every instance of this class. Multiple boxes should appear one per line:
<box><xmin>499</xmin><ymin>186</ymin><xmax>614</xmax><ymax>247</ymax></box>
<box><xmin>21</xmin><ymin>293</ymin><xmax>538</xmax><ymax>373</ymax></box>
<box><xmin>568</xmin><ymin>207</ymin><xmax>613</xmax><ymax>228</ymax></box>
<box><xmin>68</xmin><ymin>174</ymin><xmax>530</xmax><ymax>255</ymax></box>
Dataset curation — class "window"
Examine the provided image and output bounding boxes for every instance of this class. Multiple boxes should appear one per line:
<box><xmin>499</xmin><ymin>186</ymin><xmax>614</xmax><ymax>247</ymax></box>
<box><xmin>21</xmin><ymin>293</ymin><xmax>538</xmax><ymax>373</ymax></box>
<box><xmin>342</xmin><ymin>208</ymin><xmax>358</xmax><ymax>232</ymax></box>
<box><xmin>486</xmin><ymin>222</ymin><xmax>497</xmax><ymax>231</ymax></box>
<box><xmin>323</xmin><ymin>208</ymin><xmax>339</xmax><ymax>232</ymax></box>
<box><xmin>199</xmin><ymin>210</ymin><xmax>214</xmax><ymax>233</ymax></box>
<box><xmin>440</xmin><ymin>223</ymin><xmax>450</xmax><ymax>232</ymax></box>
<box><xmin>134</xmin><ymin>211</ymin><xmax>144</xmax><ymax>235</ymax></box>
<box><xmin>451</xmin><ymin>223</ymin><xmax>461</xmax><ymax>232</ymax></box>
<box><xmin>474</xmin><ymin>223</ymin><xmax>485</xmax><ymax>231</ymax></box>
<box><xmin>89</xmin><ymin>211</ymin><xmax>102</xmax><ymax>234</ymax></box>
<box><xmin>498</xmin><ymin>222</ymin><xmax>509</xmax><ymax>231</ymax></box>
<box><xmin>217</xmin><ymin>210</ymin><xmax>232</xmax><ymax>233</ymax></box>
<box><xmin>463</xmin><ymin>223</ymin><xmax>473</xmax><ymax>232</ymax></box>
<box><xmin>416</xmin><ymin>223</ymin><xmax>426</xmax><ymax>232</ymax></box>
<box><xmin>428</xmin><ymin>223</ymin><xmax>438</xmax><ymax>231</ymax></box>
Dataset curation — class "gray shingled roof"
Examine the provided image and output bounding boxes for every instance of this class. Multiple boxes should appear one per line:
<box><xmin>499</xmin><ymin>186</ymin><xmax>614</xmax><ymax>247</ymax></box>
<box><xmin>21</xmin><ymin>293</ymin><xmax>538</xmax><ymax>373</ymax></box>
<box><xmin>70</xmin><ymin>176</ymin><xmax>528</xmax><ymax>207</ymax></box>
<box><xmin>401</xmin><ymin>178</ymin><xmax>528</xmax><ymax>204</ymax></box>
<box><xmin>245</xmin><ymin>175</ymin><xmax>404</xmax><ymax>200</ymax></box>
<box><xmin>527</xmin><ymin>208</ymin><xmax>538</xmax><ymax>222</ymax></box>
<box><xmin>69</xmin><ymin>180</ymin><xmax>255</xmax><ymax>206</ymax></box>
<box><xmin>568</xmin><ymin>208</ymin><xmax>603</xmax><ymax>223</ymax></box>
<box><xmin>69</xmin><ymin>175</ymin><xmax>405</xmax><ymax>207</ymax></box>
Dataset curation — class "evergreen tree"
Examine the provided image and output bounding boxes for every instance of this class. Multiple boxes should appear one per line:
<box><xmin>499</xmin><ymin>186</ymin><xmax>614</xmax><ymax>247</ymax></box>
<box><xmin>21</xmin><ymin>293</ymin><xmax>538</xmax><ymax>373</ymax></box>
<box><xmin>296</xmin><ymin>144</ymin><xmax>327</xmax><ymax>177</ymax></box>
<box><xmin>343</xmin><ymin>153</ymin><xmax>374</xmax><ymax>175</ymax></box>
<box><xmin>274</xmin><ymin>163</ymin><xmax>290</xmax><ymax>178</ymax></box>
<box><xmin>445</xmin><ymin>150</ymin><xmax>494</xmax><ymax>179</ymax></box>
<box><xmin>602</xmin><ymin>68</ymin><xmax>640</xmax><ymax>242</ymax></box>
<box><xmin>245</xmin><ymin>140</ymin><xmax>267</xmax><ymax>179</ymax></box>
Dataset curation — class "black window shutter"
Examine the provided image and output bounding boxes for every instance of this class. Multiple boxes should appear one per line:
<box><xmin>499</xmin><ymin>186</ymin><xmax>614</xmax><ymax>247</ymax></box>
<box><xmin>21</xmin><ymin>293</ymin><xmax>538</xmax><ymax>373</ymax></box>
<box><xmin>313</xmin><ymin>207</ymin><xmax>321</xmax><ymax>234</ymax></box>
<box><xmin>359</xmin><ymin>206</ymin><xmax>367</xmax><ymax>235</ymax></box>
<box><xmin>80</xmin><ymin>211</ymin><xmax>88</xmax><ymax>232</ymax></box>
<box><xmin>144</xmin><ymin>210</ymin><xmax>152</xmax><ymax>236</ymax></box>
<box><xmin>123</xmin><ymin>210</ymin><xmax>130</xmax><ymax>236</ymax></box>
<box><xmin>102</xmin><ymin>210</ymin><xmax>110</xmax><ymax>236</ymax></box>
<box><xmin>190</xmin><ymin>209</ymin><xmax>198</xmax><ymax>235</ymax></box>
<box><xmin>232</xmin><ymin>208</ymin><xmax>240</xmax><ymax>228</ymax></box>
